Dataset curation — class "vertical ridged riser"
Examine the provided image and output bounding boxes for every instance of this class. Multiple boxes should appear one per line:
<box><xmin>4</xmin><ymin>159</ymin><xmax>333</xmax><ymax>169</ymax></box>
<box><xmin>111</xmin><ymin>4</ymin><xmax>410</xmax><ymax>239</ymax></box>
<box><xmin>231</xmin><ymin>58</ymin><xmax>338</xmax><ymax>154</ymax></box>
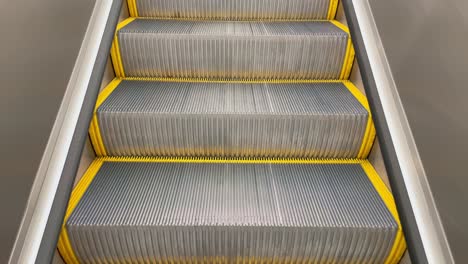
<box><xmin>65</xmin><ymin>161</ymin><xmax>398</xmax><ymax>263</ymax></box>
<box><xmin>134</xmin><ymin>0</ymin><xmax>336</xmax><ymax>20</ymax></box>
<box><xmin>94</xmin><ymin>81</ymin><xmax>371</xmax><ymax>158</ymax></box>
<box><xmin>116</xmin><ymin>20</ymin><xmax>352</xmax><ymax>80</ymax></box>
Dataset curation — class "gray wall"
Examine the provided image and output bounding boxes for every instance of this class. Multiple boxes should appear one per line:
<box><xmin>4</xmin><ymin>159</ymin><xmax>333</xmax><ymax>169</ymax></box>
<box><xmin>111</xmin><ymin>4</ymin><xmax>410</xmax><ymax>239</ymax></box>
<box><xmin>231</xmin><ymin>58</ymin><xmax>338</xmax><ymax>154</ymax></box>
<box><xmin>368</xmin><ymin>0</ymin><xmax>468</xmax><ymax>261</ymax></box>
<box><xmin>0</xmin><ymin>0</ymin><xmax>95</xmax><ymax>261</ymax></box>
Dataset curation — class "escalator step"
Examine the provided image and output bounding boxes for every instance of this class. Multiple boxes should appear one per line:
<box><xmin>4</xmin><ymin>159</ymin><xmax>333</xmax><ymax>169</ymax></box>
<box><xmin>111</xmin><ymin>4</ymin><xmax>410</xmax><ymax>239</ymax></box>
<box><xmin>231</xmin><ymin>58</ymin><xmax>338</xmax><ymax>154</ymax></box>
<box><xmin>112</xmin><ymin>19</ymin><xmax>354</xmax><ymax>80</ymax></box>
<box><xmin>129</xmin><ymin>0</ymin><xmax>338</xmax><ymax>20</ymax></box>
<box><xmin>90</xmin><ymin>79</ymin><xmax>375</xmax><ymax>159</ymax></box>
<box><xmin>58</xmin><ymin>158</ymin><xmax>405</xmax><ymax>264</ymax></box>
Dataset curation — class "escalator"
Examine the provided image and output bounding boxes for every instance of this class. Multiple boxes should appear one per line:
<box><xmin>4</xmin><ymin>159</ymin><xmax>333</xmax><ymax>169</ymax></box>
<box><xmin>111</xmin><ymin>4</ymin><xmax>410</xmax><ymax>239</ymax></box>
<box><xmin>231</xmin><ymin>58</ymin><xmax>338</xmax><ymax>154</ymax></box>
<box><xmin>55</xmin><ymin>0</ymin><xmax>408</xmax><ymax>263</ymax></box>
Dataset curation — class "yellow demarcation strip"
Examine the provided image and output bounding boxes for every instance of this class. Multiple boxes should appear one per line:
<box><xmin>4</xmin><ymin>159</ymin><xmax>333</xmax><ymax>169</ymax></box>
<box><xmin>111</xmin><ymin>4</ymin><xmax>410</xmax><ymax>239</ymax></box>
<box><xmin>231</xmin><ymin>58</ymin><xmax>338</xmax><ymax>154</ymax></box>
<box><xmin>342</xmin><ymin>44</ymin><xmax>355</xmax><ymax>79</ymax></box>
<box><xmin>137</xmin><ymin>16</ymin><xmax>332</xmax><ymax>22</ymax></box>
<box><xmin>110</xmin><ymin>18</ymin><xmax>136</xmax><ymax>78</ymax></box>
<box><xmin>127</xmin><ymin>0</ymin><xmax>138</xmax><ymax>17</ymax></box>
<box><xmin>343</xmin><ymin>81</ymin><xmax>376</xmax><ymax>158</ymax></box>
<box><xmin>330</xmin><ymin>20</ymin><xmax>355</xmax><ymax>80</ymax></box>
<box><xmin>125</xmin><ymin>76</ymin><xmax>345</xmax><ymax>84</ymax></box>
<box><xmin>327</xmin><ymin>0</ymin><xmax>340</xmax><ymax>20</ymax></box>
<box><xmin>361</xmin><ymin>161</ymin><xmax>407</xmax><ymax>264</ymax></box>
<box><xmin>57</xmin><ymin>159</ymin><xmax>104</xmax><ymax>264</ymax></box>
<box><xmin>89</xmin><ymin>79</ymin><xmax>122</xmax><ymax>156</ymax></box>
<box><xmin>100</xmin><ymin>156</ymin><xmax>363</xmax><ymax>164</ymax></box>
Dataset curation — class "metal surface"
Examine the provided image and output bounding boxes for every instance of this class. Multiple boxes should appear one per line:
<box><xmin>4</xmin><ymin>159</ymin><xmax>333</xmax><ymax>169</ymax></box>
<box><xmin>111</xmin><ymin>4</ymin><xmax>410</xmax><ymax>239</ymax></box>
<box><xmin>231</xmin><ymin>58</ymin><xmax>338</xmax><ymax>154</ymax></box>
<box><xmin>367</xmin><ymin>0</ymin><xmax>468</xmax><ymax>262</ymax></box>
<box><xmin>135</xmin><ymin>0</ymin><xmax>333</xmax><ymax>19</ymax></box>
<box><xmin>0</xmin><ymin>0</ymin><xmax>95</xmax><ymax>262</ymax></box>
<box><xmin>6</xmin><ymin>0</ymin><xmax>115</xmax><ymax>263</ymax></box>
<box><xmin>97</xmin><ymin>81</ymin><xmax>370</xmax><ymax>158</ymax></box>
<box><xmin>345</xmin><ymin>0</ymin><xmax>455</xmax><ymax>262</ymax></box>
<box><xmin>118</xmin><ymin>20</ymin><xmax>349</xmax><ymax>79</ymax></box>
<box><xmin>67</xmin><ymin>161</ymin><xmax>397</xmax><ymax>263</ymax></box>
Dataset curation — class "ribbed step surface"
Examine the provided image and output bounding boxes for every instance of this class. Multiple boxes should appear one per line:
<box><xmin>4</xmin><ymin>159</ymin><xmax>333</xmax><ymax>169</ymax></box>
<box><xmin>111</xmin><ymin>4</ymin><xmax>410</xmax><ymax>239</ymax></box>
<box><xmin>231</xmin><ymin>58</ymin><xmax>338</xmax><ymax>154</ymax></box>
<box><xmin>114</xmin><ymin>19</ymin><xmax>352</xmax><ymax>79</ymax></box>
<box><xmin>132</xmin><ymin>0</ymin><xmax>336</xmax><ymax>20</ymax></box>
<box><xmin>91</xmin><ymin>80</ymin><xmax>373</xmax><ymax>158</ymax></box>
<box><xmin>64</xmin><ymin>159</ymin><xmax>400</xmax><ymax>263</ymax></box>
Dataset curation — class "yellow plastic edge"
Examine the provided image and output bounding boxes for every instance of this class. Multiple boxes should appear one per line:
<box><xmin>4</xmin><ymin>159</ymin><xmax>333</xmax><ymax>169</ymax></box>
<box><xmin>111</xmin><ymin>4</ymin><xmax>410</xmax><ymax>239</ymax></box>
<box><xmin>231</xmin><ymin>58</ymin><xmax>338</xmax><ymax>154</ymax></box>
<box><xmin>343</xmin><ymin>81</ymin><xmax>376</xmax><ymax>158</ymax></box>
<box><xmin>330</xmin><ymin>20</ymin><xmax>355</xmax><ymax>80</ymax></box>
<box><xmin>110</xmin><ymin>17</ymin><xmax>136</xmax><ymax>78</ymax></box>
<box><xmin>100</xmin><ymin>156</ymin><xmax>364</xmax><ymax>164</ymax></box>
<box><xmin>127</xmin><ymin>0</ymin><xmax>138</xmax><ymax>17</ymax></box>
<box><xmin>137</xmin><ymin>17</ymin><xmax>331</xmax><ymax>22</ymax></box>
<box><xmin>124</xmin><ymin>76</ymin><xmax>344</xmax><ymax>84</ymax></box>
<box><xmin>110</xmin><ymin>42</ymin><xmax>121</xmax><ymax>77</ymax></box>
<box><xmin>343</xmin><ymin>44</ymin><xmax>355</xmax><ymax>79</ymax></box>
<box><xmin>361</xmin><ymin>161</ymin><xmax>407</xmax><ymax>264</ymax></box>
<box><xmin>327</xmin><ymin>0</ymin><xmax>340</xmax><ymax>20</ymax></box>
<box><xmin>57</xmin><ymin>159</ymin><xmax>104</xmax><ymax>264</ymax></box>
<box><xmin>89</xmin><ymin>78</ymin><xmax>122</xmax><ymax>156</ymax></box>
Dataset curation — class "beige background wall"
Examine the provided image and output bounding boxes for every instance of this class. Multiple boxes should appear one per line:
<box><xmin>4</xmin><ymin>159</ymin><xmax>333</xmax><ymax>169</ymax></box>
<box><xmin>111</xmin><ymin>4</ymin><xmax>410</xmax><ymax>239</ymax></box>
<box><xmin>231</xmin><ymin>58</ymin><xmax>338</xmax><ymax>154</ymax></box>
<box><xmin>0</xmin><ymin>0</ymin><xmax>96</xmax><ymax>261</ymax></box>
<box><xmin>369</xmin><ymin>0</ymin><xmax>468</xmax><ymax>261</ymax></box>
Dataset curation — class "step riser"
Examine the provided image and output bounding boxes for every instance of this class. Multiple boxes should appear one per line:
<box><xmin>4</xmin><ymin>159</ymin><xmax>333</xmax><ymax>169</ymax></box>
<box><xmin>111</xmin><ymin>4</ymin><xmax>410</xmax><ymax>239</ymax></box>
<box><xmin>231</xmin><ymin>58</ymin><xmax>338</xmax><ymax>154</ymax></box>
<box><xmin>92</xmin><ymin>81</ymin><xmax>373</xmax><ymax>158</ymax></box>
<box><xmin>63</xmin><ymin>160</ymin><xmax>400</xmax><ymax>264</ymax></box>
<box><xmin>133</xmin><ymin>0</ymin><xmax>337</xmax><ymax>20</ymax></box>
<box><xmin>68</xmin><ymin>227</ymin><xmax>395</xmax><ymax>263</ymax></box>
<box><xmin>115</xmin><ymin>20</ymin><xmax>353</xmax><ymax>80</ymax></box>
<box><xmin>98</xmin><ymin>113</ymin><xmax>367</xmax><ymax>158</ymax></box>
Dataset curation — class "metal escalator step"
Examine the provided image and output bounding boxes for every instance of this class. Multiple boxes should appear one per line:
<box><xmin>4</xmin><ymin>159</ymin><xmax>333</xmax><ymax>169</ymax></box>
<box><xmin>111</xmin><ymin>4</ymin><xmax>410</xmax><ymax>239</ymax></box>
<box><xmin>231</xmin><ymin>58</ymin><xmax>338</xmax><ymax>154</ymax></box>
<box><xmin>112</xmin><ymin>19</ymin><xmax>354</xmax><ymax>80</ymax></box>
<box><xmin>129</xmin><ymin>0</ymin><xmax>338</xmax><ymax>20</ymax></box>
<box><xmin>89</xmin><ymin>79</ymin><xmax>375</xmax><ymax>159</ymax></box>
<box><xmin>58</xmin><ymin>158</ymin><xmax>405</xmax><ymax>264</ymax></box>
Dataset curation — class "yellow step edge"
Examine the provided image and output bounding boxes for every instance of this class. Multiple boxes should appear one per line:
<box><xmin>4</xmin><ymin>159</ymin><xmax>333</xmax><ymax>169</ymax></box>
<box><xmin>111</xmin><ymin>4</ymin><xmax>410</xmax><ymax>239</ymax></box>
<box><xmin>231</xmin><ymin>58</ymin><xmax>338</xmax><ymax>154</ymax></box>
<box><xmin>57</xmin><ymin>159</ymin><xmax>104</xmax><ymax>264</ymax></box>
<box><xmin>136</xmin><ymin>16</ymin><xmax>332</xmax><ymax>22</ymax></box>
<box><xmin>124</xmin><ymin>76</ymin><xmax>345</xmax><ymax>84</ymax></box>
<box><xmin>99</xmin><ymin>156</ymin><xmax>363</xmax><ymax>164</ymax></box>
<box><xmin>361</xmin><ymin>161</ymin><xmax>407</xmax><ymax>264</ymax></box>
<box><xmin>330</xmin><ymin>20</ymin><xmax>356</xmax><ymax>80</ymax></box>
<box><xmin>342</xmin><ymin>81</ymin><xmax>376</xmax><ymax>158</ymax></box>
<box><xmin>327</xmin><ymin>0</ymin><xmax>340</xmax><ymax>20</ymax></box>
<box><xmin>88</xmin><ymin>78</ymin><xmax>122</xmax><ymax>156</ymax></box>
<box><xmin>127</xmin><ymin>0</ymin><xmax>138</xmax><ymax>17</ymax></box>
<box><xmin>110</xmin><ymin>17</ymin><xmax>136</xmax><ymax>78</ymax></box>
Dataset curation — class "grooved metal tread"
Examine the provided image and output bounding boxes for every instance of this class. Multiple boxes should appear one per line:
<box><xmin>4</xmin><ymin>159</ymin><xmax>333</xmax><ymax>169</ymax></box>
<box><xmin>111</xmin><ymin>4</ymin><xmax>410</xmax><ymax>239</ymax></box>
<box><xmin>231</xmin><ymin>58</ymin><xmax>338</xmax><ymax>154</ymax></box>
<box><xmin>132</xmin><ymin>0</ymin><xmax>336</xmax><ymax>20</ymax></box>
<box><xmin>113</xmin><ymin>19</ymin><xmax>352</xmax><ymax>79</ymax></box>
<box><xmin>91</xmin><ymin>80</ymin><xmax>373</xmax><ymax>158</ymax></box>
<box><xmin>64</xmin><ymin>159</ymin><xmax>400</xmax><ymax>264</ymax></box>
